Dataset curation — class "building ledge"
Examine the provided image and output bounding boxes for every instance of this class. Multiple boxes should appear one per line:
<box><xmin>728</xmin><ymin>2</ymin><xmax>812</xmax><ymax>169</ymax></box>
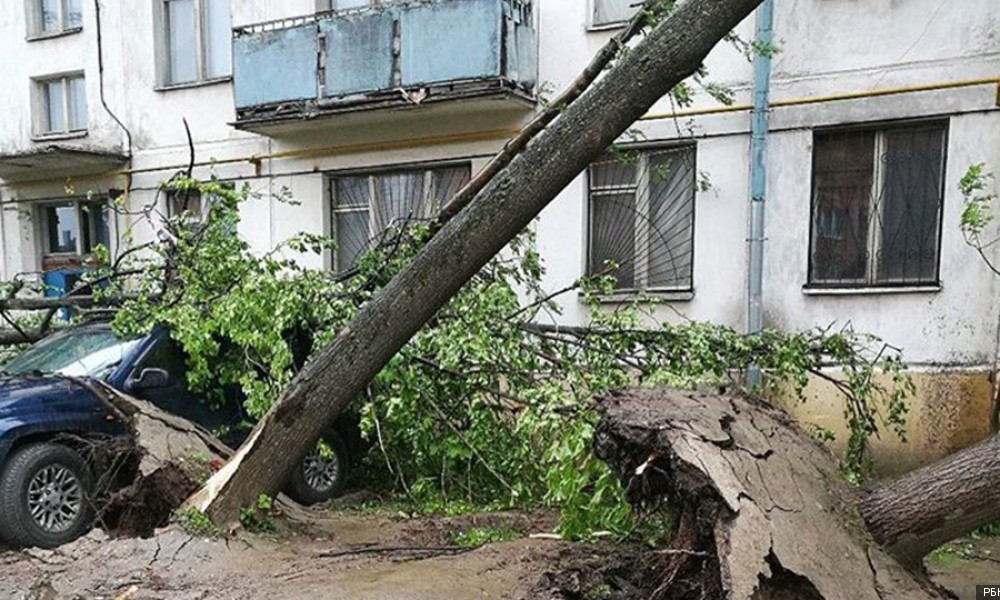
<box><xmin>26</xmin><ymin>27</ymin><xmax>83</xmax><ymax>42</ymax></box>
<box><xmin>0</xmin><ymin>145</ymin><xmax>128</xmax><ymax>183</ymax></box>
<box><xmin>233</xmin><ymin>78</ymin><xmax>535</xmax><ymax>135</ymax></box>
<box><xmin>31</xmin><ymin>131</ymin><xmax>88</xmax><ymax>143</ymax></box>
<box><xmin>801</xmin><ymin>284</ymin><xmax>942</xmax><ymax>296</ymax></box>
<box><xmin>155</xmin><ymin>76</ymin><xmax>232</xmax><ymax>93</ymax></box>
<box><xmin>585</xmin><ymin>289</ymin><xmax>695</xmax><ymax>304</ymax></box>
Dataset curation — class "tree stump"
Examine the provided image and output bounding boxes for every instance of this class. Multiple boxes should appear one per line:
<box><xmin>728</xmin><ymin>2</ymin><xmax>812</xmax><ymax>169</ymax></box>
<box><xmin>593</xmin><ymin>387</ymin><xmax>953</xmax><ymax>600</ymax></box>
<box><xmin>91</xmin><ymin>385</ymin><xmax>231</xmax><ymax>537</ymax></box>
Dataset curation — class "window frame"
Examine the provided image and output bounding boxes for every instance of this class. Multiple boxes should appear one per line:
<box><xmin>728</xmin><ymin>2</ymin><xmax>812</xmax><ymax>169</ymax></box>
<box><xmin>33</xmin><ymin>73</ymin><xmax>88</xmax><ymax>138</ymax></box>
<box><xmin>38</xmin><ymin>197</ymin><xmax>113</xmax><ymax>259</ymax></box>
<box><xmin>585</xmin><ymin>143</ymin><xmax>698</xmax><ymax>295</ymax></box>
<box><xmin>805</xmin><ymin>119</ymin><xmax>949</xmax><ymax>291</ymax></box>
<box><xmin>327</xmin><ymin>161</ymin><xmax>472</xmax><ymax>272</ymax></box>
<box><xmin>156</xmin><ymin>0</ymin><xmax>232</xmax><ymax>89</ymax></box>
<box><xmin>588</xmin><ymin>0</ymin><xmax>639</xmax><ymax>30</ymax></box>
<box><xmin>26</xmin><ymin>0</ymin><xmax>84</xmax><ymax>39</ymax></box>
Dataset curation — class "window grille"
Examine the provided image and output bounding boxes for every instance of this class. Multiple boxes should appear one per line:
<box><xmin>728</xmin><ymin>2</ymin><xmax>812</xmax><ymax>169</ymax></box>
<box><xmin>587</xmin><ymin>146</ymin><xmax>696</xmax><ymax>292</ymax></box>
<box><xmin>809</xmin><ymin>122</ymin><xmax>947</xmax><ymax>287</ymax></box>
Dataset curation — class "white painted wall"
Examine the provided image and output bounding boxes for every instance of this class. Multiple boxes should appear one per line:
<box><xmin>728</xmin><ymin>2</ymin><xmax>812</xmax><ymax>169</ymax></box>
<box><xmin>0</xmin><ymin>1</ymin><xmax>123</xmax><ymax>157</ymax></box>
<box><xmin>0</xmin><ymin>0</ymin><xmax>998</xmax><ymax>373</ymax></box>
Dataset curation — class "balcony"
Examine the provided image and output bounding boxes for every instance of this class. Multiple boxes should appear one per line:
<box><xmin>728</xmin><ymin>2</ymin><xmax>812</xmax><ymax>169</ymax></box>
<box><xmin>232</xmin><ymin>0</ymin><xmax>537</xmax><ymax>135</ymax></box>
<box><xmin>0</xmin><ymin>146</ymin><xmax>128</xmax><ymax>183</ymax></box>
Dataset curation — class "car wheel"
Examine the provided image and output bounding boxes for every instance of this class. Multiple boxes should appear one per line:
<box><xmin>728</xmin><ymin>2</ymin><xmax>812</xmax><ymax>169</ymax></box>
<box><xmin>284</xmin><ymin>431</ymin><xmax>349</xmax><ymax>505</ymax></box>
<box><xmin>0</xmin><ymin>443</ymin><xmax>94</xmax><ymax>548</ymax></box>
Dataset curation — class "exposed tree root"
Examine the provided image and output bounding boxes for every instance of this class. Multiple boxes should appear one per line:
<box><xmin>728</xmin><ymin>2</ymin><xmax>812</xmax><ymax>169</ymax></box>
<box><xmin>593</xmin><ymin>387</ymin><xmax>954</xmax><ymax>600</ymax></box>
<box><xmin>89</xmin><ymin>386</ymin><xmax>231</xmax><ymax>538</ymax></box>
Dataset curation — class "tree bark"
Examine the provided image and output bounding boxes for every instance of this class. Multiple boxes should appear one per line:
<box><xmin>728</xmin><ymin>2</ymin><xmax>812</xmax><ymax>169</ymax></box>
<box><xmin>594</xmin><ymin>387</ymin><xmax>955</xmax><ymax>600</ymax></box>
<box><xmin>189</xmin><ymin>0</ymin><xmax>767</xmax><ymax>522</ymax></box>
<box><xmin>861</xmin><ymin>433</ymin><xmax>1000</xmax><ymax>568</ymax></box>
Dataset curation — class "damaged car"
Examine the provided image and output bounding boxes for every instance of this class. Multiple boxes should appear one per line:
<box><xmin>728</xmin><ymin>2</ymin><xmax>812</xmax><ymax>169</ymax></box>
<box><xmin>0</xmin><ymin>320</ymin><xmax>362</xmax><ymax>547</ymax></box>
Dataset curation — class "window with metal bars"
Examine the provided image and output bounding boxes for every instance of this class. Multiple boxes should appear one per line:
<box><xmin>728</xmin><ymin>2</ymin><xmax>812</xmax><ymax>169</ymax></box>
<box><xmin>587</xmin><ymin>146</ymin><xmax>696</xmax><ymax>292</ymax></box>
<box><xmin>329</xmin><ymin>164</ymin><xmax>471</xmax><ymax>272</ymax></box>
<box><xmin>808</xmin><ymin>121</ymin><xmax>947</xmax><ymax>288</ymax></box>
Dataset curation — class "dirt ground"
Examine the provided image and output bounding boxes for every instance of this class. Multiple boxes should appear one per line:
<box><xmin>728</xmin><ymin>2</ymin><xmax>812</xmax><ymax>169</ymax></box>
<box><xmin>0</xmin><ymin>502</ymin><xmax>664</xmax><ymax>600</ymax></box>
<box><xmin>926</xmin><ymin>536</ymin><xmax>1000</xmax><ymax>600</ymax></box>
<box><xmin>0</xmin><ymin>503</ymin><xmax>996</xmax><ymax>600</ymax></box>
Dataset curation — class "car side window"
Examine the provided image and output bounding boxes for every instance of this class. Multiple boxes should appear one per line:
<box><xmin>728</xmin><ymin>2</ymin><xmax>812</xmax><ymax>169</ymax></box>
<box><xmin>137</xmin><ymin>336</ymin><xmax>188</xmax><ymax>384</ymax></box>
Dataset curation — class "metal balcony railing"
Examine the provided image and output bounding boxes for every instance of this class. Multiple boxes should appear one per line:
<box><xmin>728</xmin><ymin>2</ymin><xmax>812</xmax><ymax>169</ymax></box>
<box><xmin>232</xmin><ymin>0</ymin><xmax>536</xmax><ymax>112</ymax></box>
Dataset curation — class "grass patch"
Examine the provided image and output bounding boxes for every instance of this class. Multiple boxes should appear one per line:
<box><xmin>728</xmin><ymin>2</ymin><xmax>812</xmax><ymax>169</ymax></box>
<box><xmin>450</xmin><ymin>525</ymin><xmax>523</xmax><ymax>548</ymax></box>
<box><xmin>171</xmin><ymin>507</ymin><xmax>225</xmax><ymax>538</ymax></box>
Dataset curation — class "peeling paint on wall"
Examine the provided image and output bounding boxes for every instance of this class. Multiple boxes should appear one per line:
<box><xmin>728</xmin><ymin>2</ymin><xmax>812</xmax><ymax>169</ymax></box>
<box><xmin>782</xmin><ymin>368</ymin><xmax>995</xmax><ymax>477</ymax></box>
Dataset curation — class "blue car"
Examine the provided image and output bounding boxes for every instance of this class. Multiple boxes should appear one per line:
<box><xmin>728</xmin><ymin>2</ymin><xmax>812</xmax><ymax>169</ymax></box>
<box><xmin>0</xmin><ymin>321</ymin><xmax>359</xmax><ymax>548</ymax></box>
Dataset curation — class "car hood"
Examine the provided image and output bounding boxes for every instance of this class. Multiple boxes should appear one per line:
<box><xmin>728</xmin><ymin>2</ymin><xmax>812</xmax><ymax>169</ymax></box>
<box><xmin>0</xmin><ymin>374</ymin><xmax>98</xmax><ymax>415</ymax></box>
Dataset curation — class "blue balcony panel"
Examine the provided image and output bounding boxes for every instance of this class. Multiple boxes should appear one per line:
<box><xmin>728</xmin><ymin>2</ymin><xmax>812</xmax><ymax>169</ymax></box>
<box><xmin>234</xmin><ymin>24</ymin><xmax>319</xmax><ymax>109</ymax></box>
<box><xmin>232</xmin><ymin>0</ymin><xmax>536</xmax><ymax>132</ymax></box>
<box><xmin>322</xmin><ymin>11</ymin><xmax>395</xmax><ymax>97</ymax></box>
<box><xmin>399</xmin><ymin>0</ymin><xmax>503</xmax><ymax>87</ymax></box>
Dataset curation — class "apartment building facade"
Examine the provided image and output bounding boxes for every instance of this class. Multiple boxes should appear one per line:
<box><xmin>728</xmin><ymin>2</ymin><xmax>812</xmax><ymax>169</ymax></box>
<box><xmin>0</xmin><ymin>0</ymin><xmax>998</xmax><ymax>472</ymax></box>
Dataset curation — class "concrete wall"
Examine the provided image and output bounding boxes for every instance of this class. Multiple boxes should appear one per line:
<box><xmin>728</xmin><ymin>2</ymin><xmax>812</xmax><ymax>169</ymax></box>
<box><xmin>0</xmin><ymin>0</ymin><xmax>998</xmax><ymax>468</ymax></box>
<box><xmin>783</xmin><ymin>367</ymin><xmax>996</xmax><ymax>477</ymax></box>
<box><xmin>0</xmin><ymin>2</ymin><xmax>124</xmax><ymax>157</ymax></box>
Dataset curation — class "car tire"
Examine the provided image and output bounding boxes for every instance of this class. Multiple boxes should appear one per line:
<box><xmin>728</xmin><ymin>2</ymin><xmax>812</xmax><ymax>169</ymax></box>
<box><xmin>284</xmin><ymin>431</ymin><xmax>349</xmax><ymax>506</ymax></box>
<box><xmin>0</xmin><ymin>443</ymin><xmax>94</xmax><ymax>548</ymax></box>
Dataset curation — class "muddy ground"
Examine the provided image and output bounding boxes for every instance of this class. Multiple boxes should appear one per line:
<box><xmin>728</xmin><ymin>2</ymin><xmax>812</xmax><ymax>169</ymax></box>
<box><xmin>0</xmin><ymin>503</ymin><xmax>996</xmax><ymax>600</ymax></box>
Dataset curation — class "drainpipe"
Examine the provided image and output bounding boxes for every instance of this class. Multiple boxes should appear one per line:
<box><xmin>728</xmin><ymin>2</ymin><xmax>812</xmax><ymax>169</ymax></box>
<box><xmin>0</xmin><ymin>197</ymin><xmax>7</xmax><ymax>281</ymax></box>
<box><xmin>746</xmin><ymin>0</ymin><xmax>774</xmax><ymax>387</ymax></box>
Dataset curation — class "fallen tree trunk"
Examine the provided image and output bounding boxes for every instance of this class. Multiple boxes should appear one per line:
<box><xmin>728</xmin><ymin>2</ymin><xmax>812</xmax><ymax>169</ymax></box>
<box><xmin>593</xmin><ymin>387</ymin><xmax>956</xmax><ymax>600</ymax></box>
<box><xmin>0</xmin><ymin>328</ymin><xmax>41</xmax><ymax>346</ymax></box>
<box><xmin>190</xmin><ymin>0</ymin><xmax>767</xmax><ymax>524</ymax></box>
<box><xmin>860</xmin><ymin>433</ymin><xmax>1000</xmax><ymax>568</ymax></box>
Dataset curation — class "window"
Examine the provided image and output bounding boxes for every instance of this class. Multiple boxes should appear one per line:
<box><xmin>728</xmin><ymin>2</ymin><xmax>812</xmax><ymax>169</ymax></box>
<box><xmin>587</xmin><ymin>146</ymin><xmax>696</xmax><ymax>292</ymax></box>
<box><xmin>159</xmin><ymin>0</ymin><xmax>232</xmax><ymax>86</ymax></box>
<box><xmin>166</xmin><ymin>188</ymin><xmax>208</xmax><ymax>222</ymax></box>
<box><xmin>808</xmin><ymin>121</ymin><xmax>947</xmax><ymax>288</ymax></box>
<box><xmin>329</xmin><ymin>164</ymin><xmax>471</xmax><ymax>271</ymax></box>
<box><xmin>591</xmin><ymin>0</ymin><xmax>638</xmax><ymax>28</ymax></box>
<box><xmin>29</xmin><ymin>0</ymin><xmax>83</xmax><ymax>36</ymax></box>
<box><xmin>164</xmin><ymin>182</ymin><xmax>235</xmax><ymax>232</ymax></box>
<box><xmin>36</xmin><ymin>74</ymin><xmax>87</xmax><ymax>135</ymax></box>
<box><xmin>41</xmin><ymin>199</ymin><xmax>111</xmax><ymax>256</ymax></box>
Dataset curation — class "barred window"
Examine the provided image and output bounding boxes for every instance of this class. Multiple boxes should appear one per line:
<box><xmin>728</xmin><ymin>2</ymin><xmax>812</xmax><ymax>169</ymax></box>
<box><xmin>809</xmin><ymin>122</ymin><xmax>947</xmax><ymax>287</ymax></box>
<box><xmin>329</xmin><ymin>164</ymin><xmax>471</xmax><ymax>271</ymax></box>
<box><xmin>587</xmin><ymin>146</ymin><xmax>696</xmax><ymax>292</ymax></box>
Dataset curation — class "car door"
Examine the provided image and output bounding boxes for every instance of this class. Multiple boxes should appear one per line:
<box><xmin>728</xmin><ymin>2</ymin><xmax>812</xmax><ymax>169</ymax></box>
<box><xmin>127</xmin><ymin>335</ymin><xmax>243</xmax><ymax>444</ymax></box>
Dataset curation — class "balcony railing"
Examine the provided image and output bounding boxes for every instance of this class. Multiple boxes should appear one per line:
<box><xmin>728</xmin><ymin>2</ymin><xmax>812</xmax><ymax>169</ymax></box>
<box><xmin>232</xmin><ymin>0</ymin><xmax>536</xmax><ymax>126</ymax></box>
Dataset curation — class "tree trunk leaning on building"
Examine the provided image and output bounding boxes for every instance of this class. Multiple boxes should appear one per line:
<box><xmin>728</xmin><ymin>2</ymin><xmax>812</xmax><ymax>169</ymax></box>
<box><xmin>1</xmin><ymin>0</ymin><xmax>994</xmax><ymax>593</ymax></box>
<box><xmin>185</xmin><ymin>0</ymin><xmax>769</xmax><ymax>520</ymax></box>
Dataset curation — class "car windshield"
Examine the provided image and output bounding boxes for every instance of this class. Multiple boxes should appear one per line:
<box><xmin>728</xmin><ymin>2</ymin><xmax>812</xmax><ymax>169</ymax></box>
<box><xmin>2</xmin><ymin>326</ymin><xmax>141</xmax><ymax>378</ymax></box>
